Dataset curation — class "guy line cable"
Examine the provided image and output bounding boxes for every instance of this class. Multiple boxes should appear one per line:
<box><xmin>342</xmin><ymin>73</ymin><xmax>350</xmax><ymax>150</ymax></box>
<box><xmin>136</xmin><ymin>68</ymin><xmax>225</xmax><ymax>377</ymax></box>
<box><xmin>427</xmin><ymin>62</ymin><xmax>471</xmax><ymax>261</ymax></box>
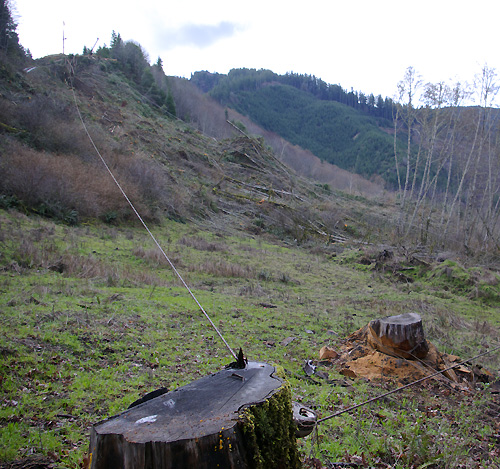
<box><xmin>70</xmin><ymin>82</ymin><xmax>237</xmax><ymax>361</ymax></box>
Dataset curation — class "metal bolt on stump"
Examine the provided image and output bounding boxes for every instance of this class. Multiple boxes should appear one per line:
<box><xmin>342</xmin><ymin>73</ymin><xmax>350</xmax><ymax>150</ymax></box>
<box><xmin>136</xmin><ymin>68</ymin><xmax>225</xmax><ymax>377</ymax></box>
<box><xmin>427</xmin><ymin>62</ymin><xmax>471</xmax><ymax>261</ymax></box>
<box><xmin>89</xmin><ymin>362</ymin><xmax>307</xmax><ymax>469</ymax></box>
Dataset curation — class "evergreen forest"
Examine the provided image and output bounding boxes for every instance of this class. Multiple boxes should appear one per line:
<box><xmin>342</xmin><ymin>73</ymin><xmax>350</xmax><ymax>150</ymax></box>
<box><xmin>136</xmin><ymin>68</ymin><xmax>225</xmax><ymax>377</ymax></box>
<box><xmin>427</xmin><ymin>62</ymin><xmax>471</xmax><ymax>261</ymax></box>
<box><xmin>191</xmin><ymin>69</ymin><xmax>398</xmax><ymax>185</ymax></box>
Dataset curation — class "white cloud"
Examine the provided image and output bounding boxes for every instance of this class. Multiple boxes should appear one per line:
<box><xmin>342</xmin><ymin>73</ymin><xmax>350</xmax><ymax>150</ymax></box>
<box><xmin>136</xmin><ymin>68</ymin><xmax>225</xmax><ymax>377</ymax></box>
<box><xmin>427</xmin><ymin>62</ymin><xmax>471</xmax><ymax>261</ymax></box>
<box><xmin>154</xmin><ymin>21</ymin><xmax>242</xmax><ymax>49</ymax></box>
<box><xmin>13</xmin><ymin>0</ymin><xmax>500</xmax><ymax>100</ymax></box>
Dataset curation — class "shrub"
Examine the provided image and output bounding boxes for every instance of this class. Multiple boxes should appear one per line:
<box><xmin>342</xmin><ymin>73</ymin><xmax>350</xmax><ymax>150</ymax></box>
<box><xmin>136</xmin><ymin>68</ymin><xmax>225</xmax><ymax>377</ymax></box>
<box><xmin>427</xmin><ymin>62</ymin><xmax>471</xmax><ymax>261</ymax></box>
<box><xmin>278</xmin><ymin>272</ymin><xmax>291</xmax><ymax>284</ymax></box>
<box><xmin>258</xmin><ymin>270</ymin><xmax>272</xmax><ymax>281</ymax></box>
<box><xmin>0</xmin><ymin>195</ymin><xmax>19</xmax><ymax>209</ymax></box>
<box><xmin>15</xmin><ymin>95</ymin><xmax>94</xmax><ymax>154</ymax></box>
<box><xmin>0</xmin><ymin>141</ymin><xmax>152</xmax><ymax>222</ymax></box>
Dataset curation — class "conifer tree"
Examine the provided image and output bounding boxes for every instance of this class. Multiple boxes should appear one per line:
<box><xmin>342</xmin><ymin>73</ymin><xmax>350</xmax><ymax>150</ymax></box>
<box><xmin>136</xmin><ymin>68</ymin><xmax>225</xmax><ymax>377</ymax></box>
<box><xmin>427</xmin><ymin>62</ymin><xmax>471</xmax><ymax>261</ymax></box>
<box><xmin>165</xmin><ymin>92</ymin><xmax>176</xmax><ymax>117</ymax></box>
<box><xmin>156</xmin><ymin>56</ymin><xmax>163</xmax><ymax>71</ymax></box>
<box><xmin>0</xmin><ymin>0</ymin><xmax>22</xmax><ymax>55</ymax></box>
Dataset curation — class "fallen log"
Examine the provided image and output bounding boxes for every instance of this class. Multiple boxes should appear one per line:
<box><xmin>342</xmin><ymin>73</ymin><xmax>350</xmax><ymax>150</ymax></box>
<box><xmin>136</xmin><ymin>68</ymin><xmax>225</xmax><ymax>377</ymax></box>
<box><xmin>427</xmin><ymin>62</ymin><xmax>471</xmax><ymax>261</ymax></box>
<box><xmin>89</xmin><ymin>362</ymin><xmax>301</xmax><ymax>469</ymax></box>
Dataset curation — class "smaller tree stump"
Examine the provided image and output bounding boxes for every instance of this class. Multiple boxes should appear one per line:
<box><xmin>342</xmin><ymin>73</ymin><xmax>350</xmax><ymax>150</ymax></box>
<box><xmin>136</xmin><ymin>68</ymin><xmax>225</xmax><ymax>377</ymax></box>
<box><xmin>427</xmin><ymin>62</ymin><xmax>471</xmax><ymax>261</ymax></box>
<box><xmin>367</xmin><ymin>312</ymin><xmax>429</xmax><ymax>359</ymax></box>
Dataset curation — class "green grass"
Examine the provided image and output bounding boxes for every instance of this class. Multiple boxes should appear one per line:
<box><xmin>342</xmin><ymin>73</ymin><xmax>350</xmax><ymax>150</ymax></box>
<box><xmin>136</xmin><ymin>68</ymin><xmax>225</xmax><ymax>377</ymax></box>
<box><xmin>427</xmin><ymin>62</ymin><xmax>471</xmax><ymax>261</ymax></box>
<box><xmin>0</xmin><ymin>209</ymin><xmax>499</xmax><ymax>467</ymax></box>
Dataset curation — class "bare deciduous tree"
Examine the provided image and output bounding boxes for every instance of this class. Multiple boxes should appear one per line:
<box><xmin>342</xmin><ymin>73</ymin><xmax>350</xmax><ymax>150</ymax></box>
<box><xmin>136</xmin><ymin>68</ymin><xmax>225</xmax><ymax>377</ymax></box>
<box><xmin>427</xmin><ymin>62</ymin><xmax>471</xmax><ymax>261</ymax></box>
<box><xmin>393</xmin><ymin>65</ymin><xmax>500</xmax><ymax>255</ymax></box>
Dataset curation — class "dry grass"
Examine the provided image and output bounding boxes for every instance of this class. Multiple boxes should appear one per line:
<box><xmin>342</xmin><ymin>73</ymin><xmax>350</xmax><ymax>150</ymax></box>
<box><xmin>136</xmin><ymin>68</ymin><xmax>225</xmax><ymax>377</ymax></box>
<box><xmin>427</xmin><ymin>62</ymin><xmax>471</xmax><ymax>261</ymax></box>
<box><xmin>0</xmin><ymin>222</ymin><xmax>166</xmax><ymax>287</ymax></box>
<box><xmin>178</xmin><ymin>236</ymin><xmax>227</xmax><ymax>252</ymax></box>
<box><xmin>132</xmin><ymin>246</ymin><xmax>177</xmax><ymax>267</ymax></box>
<box><xmin>192</xmin><ymin>260</ymin><xmax>255</xmax><ymax>278</ymax></box>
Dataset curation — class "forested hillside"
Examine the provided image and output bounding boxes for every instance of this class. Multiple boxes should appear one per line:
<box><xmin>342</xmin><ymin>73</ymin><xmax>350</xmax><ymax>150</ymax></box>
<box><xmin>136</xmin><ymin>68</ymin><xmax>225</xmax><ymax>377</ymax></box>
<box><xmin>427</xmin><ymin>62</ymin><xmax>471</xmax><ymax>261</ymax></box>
<box><xmin>191</xmin><ymin>69</ymin><xmax>394</xmax><ymax>119</ymax></box>
<box><xmin>191</xmin><ymin>69</ymin><xmax>399</xmax><ymax>185</ymax></box>
<box><xmin>2</xmin><ymin>29</ymin><xmax>376</xmax><ymax>244</ymax></box>
<box><xmin>190</xmin><ymin>67</ymin><xmax>500</xmax><ymax>256</ymax></box>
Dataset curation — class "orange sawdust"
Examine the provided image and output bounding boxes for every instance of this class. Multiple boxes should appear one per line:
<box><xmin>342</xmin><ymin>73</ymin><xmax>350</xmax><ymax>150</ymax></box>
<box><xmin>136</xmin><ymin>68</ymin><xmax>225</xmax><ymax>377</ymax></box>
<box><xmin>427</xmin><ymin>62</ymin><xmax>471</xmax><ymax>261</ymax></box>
<box><xmin>324</xmin><ymin>325</ymin><xmax>493</xmax><ymax>387</ymax></box>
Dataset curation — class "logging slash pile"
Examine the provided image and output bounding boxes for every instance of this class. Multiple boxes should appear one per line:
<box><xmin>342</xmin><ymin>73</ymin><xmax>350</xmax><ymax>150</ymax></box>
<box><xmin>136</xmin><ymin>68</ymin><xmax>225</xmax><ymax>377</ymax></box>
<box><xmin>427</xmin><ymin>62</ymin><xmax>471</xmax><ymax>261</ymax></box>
<box><xmin>318</xmin><ymin>313</ymin><xmax>496</xmax><ymax>388</ymax></box>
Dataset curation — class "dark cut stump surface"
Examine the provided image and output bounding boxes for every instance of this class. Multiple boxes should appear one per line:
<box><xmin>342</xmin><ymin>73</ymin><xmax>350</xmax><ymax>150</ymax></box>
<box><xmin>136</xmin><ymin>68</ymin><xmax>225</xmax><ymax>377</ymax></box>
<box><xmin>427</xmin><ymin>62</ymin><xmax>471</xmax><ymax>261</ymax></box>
<box><xmin>89</xmin><ymin>361</ymin><xmax>300</xmax><ymax>469</ymax></box>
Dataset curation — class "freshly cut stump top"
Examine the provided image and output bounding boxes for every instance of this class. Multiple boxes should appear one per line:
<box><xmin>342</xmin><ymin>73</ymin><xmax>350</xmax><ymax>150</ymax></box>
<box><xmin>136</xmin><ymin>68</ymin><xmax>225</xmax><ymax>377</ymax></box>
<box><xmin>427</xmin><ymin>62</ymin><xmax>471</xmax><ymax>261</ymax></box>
<box><xmin>89</xmin><ymin>361</ymin><xmax>299</xmax><ymax>469</ymax></box>
<box><xmin>367</xmin><ymin>312</ymin><xmax>429</xmax><ymax>359</ymax></box>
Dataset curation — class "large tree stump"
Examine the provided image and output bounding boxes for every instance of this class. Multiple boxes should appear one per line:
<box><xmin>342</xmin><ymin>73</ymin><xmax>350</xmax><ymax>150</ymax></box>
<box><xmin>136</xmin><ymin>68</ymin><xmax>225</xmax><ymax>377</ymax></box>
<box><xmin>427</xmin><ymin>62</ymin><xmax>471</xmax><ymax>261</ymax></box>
<box><xmin>367</xmin><ymin>312</ymin><xmax>429</xmax><ymax>359</ymax></box>
<box><xmin>89</xmin><ymin>362</ymin><xmax>300</xmax><ymax>469</ymax></box>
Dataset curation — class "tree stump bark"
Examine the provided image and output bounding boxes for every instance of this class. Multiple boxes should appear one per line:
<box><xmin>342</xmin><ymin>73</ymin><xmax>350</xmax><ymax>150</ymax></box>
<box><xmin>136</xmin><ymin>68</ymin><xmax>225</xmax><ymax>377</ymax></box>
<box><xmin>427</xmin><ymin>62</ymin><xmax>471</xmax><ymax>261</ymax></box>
<box><xmin>367</xmin><ymin>312</ymin><xmax>429</xmax><ymax>359</ymax></box>
<box><xmin>89</xmin><ymin>362</ymin><xmax>300</xmax><ymax>469</ymax></box>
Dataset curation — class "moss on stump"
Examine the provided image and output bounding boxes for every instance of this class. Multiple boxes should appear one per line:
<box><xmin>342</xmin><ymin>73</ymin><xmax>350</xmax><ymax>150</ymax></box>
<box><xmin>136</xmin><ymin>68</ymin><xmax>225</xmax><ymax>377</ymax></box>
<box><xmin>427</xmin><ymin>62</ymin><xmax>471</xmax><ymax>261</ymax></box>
<box><xmin>89</xmin><ymin>362</ymin><xmax>300</xmax><ymax>469</ymax></box>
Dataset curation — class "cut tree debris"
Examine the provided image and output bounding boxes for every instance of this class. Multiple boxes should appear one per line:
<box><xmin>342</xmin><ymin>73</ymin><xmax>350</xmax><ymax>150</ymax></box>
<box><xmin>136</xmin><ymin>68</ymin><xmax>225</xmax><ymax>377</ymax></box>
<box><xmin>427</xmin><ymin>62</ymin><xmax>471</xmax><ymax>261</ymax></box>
<box><xmin>318</xmin><ymin>314</ymin><xmax>495</xmax><ymax>388</ymax></box>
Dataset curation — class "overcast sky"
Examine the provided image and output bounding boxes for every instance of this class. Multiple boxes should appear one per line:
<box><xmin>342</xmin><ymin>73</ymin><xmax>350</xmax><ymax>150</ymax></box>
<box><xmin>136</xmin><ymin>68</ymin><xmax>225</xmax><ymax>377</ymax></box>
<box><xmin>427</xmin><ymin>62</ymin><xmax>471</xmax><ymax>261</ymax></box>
<box><xmin>12</xmin><ymin>0</ymin><xmax>500</xmax><ymax>101</ymax></box>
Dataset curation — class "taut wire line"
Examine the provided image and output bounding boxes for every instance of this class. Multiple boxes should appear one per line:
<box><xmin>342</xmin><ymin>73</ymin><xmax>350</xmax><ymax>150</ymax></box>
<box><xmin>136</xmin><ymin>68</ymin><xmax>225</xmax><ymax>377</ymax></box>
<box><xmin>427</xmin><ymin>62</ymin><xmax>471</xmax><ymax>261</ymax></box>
<box><xmin>70</xmin><ymin>82</ymin><xmax>237</xmax><ymax>361</ymax></box>
<box><xmin>316</xmin><ymin>343</ymin><xmax>500</xmax><ymax>424</ymax></box>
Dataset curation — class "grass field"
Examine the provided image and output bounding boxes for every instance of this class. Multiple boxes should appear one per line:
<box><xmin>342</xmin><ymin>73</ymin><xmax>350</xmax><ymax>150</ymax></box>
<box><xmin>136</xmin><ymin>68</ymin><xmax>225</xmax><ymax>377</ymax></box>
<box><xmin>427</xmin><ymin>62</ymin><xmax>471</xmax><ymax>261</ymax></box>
<box><xmin>0</xmin><ymin>208</ymin><xmax>499</xmax><ymax>468</ymax></box>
